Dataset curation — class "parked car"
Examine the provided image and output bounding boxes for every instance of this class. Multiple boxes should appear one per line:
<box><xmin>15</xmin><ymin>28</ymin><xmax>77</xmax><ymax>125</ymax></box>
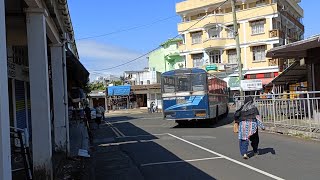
<box><xmin>90</xmin><ymin>108</ymin><xmax>96</xmax><ymax>120</ymax></box>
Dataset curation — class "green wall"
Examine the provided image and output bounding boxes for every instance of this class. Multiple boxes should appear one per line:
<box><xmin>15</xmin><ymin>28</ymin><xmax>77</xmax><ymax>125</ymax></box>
<box><xmin>148</xmin><ymin>39</ymin><xmax>183</xmax><ymax>73</ymax></box>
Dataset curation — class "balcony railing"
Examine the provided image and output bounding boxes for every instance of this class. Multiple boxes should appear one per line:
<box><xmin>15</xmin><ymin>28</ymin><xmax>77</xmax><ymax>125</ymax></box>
<box><xmin>269</xmin><ymin>29</ymin><xmax>279</xmax><ymax>38</ymax></box>
<box><xmin>268</xmin><ymin>58</ymin><xmax>278</xmax><ymax>66</ymax></box>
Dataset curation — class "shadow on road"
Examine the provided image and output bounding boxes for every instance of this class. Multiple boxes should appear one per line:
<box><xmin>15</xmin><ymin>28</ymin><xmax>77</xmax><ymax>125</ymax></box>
<box><xmin>171</xmin><ymin>112</ymin><xmax>235</xmax><ymax>129</ymax></box>
<box><xmin>97</xmin><ymin>119</ymin><xmax>218</xmax><ymax>180</ymax></box>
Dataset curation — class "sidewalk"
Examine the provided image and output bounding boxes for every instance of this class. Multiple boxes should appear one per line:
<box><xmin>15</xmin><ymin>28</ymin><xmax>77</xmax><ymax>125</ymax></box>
<box><xmin>106</xmin><ymin>108</ymin><xmax>148</xmax><ymax>116</ymax></box>
<box><xmin>90</xmin><ymin>122</ymin><xmax>144</xmax><ymax>180</ymax></box>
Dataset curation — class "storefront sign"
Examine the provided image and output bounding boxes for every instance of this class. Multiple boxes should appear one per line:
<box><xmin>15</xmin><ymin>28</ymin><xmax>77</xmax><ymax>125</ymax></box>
<box><xmin>229</xmin><ymin>76</ymin><xmax>240</xmax><ymax>90</ymax></box>
<box><xmin>241</xmin><ymin>79</ymin><xmax>263</xmax><ymax>91</ymax></box>
<box><xmin>206</xmin><ymin>64</ymin><xmax>218</xmax><ymax>71</ymax></box>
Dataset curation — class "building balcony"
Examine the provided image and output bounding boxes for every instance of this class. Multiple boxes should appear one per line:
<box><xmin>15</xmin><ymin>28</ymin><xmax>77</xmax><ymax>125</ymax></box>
<box><xmin>279</xmin><ymin>7</ymin><xmax>304</xmax><ymax>31</ymax></box>
<box><xmin>269</xmin><ymin>29</ymin><xmax>286</xmax><ymax>39</ymax></box>
<box><xmin>203</xmin><ymin>38</ymin><xmax>226</xmax><ymax>50</ymax></box>
<box><xmin>176</xmin><ymin>0</ymin><xmax>226</xmax><ymax>13</ymax></box>
<box><xmin>269</xmin><ymin>29</ymin><xmax>280</xmax><ymax>38</ymax></box>
<box><xmin>268</xmin><ymin>58</ymin><xmax>278</xmax><ymax>67</ymax></box>
<box><xmin>178</xmin><ymin>15</ymin><xmax>224</xmax><ymax>32</ymax></box>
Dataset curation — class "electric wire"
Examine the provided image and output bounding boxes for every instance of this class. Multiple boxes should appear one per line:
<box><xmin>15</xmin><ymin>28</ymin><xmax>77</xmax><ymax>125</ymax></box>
<box><xmin>90</xmin><ymin>0</ymin><xmax>230</xmax><ymax>72</ymax></box>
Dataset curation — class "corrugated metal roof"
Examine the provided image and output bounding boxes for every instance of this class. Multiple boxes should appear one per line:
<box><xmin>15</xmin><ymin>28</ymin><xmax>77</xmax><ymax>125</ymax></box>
<box><xmin>107</xmin><ymin>85</ymin><xmax>131</xmax><ymax>96</ymax></box>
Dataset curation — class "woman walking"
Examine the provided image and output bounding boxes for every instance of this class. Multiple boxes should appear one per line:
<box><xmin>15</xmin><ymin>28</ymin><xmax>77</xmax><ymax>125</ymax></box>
<box><xmin>234</xmin><ymin>97</ymin><xmax>265</xmax><ymax>159</ymax></box>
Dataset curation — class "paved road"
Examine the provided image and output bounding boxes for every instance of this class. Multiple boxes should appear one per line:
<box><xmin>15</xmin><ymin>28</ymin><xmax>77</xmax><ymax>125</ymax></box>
<box><xmin>103</xmin><ymin>112</ymin><xmax>320</xmax><ymax>180</ymax></box>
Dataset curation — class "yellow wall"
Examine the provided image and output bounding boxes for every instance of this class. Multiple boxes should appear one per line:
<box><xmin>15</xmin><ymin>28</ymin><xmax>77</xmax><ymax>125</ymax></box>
<box><xmin>176</xmin><ymin>0</ymin><xmax>303</xmax><ymax>69</ymax></box>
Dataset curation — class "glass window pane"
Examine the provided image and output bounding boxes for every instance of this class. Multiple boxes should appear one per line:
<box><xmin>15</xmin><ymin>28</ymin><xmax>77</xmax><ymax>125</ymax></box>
<box><xmin>162</xmin><ymin>76</ymin><xmax>175</xmax><ymax>93</ymax></box>
<box><xmin>176</xmin><ymin>75</ymin><xmax>191</xmax><ymax>92</ymax></box>
<box><xmin>191</xmin><ymin>74</ymin><xmax>206</xmax><ymax>91</ymax></box>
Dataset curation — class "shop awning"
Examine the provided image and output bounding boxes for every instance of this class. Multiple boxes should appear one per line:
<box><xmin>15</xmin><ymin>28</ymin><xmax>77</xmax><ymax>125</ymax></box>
<box><xmin>266</xmin><ymin>35</ymin><xmax>320</xmax><ymax>59</ymax></box>
<box><xmin>266</xmin><ymin>61</ymin><xmax>307</xmax><ymax>87</ymax></box>
<box><xmin>66</xmin><ymin>46</ymin><xmax>89</xmax><ymax>87</ymax></box>
<box><xmin>107</xmin><ymin>85</ymin><xmax>131</xmax><ymax>96</ymax></box>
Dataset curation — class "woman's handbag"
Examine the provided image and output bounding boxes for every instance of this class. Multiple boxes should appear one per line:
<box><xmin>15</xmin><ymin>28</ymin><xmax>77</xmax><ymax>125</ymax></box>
<box><xmin>233</xmin><ymin>122</ymin><xmax>239</xmax><ymax>133</ymax></box>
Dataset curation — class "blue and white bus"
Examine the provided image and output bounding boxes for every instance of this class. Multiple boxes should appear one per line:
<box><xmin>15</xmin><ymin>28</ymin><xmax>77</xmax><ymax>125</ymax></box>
<box><xmin>161</xmin><ymin>68</ymin><xmax>229</xmax><ymax>125</ymax></box>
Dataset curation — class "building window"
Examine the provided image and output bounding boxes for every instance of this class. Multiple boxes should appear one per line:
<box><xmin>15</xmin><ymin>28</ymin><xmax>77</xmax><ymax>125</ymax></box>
<box><xmin>226</xmin><ymin>26</ymin><xmax>234</xmax><ymax>38</ymax></box>
<box><xmin>209</xmin><ymin>50</ymin><xmax>221</xmax><ymax>64</ymax></box>
<box><xmin>251</xmin><ymin>20</ymin><xmax>265</xmax><ymax>35</ymax></box>
<box><xmin>227</xmin><ymin>49</ymin><xmax>237</xmax><ymax>64</ymax></box>
<box><xmin>192</xmin><ymin>53</ymin><xmax>204</xmax><ymax>67</ymax></box>
<box><xmin>235</xmin><ymin>5</ymin><xmax>241</xmax><ymax>11</ymax></box>
<box><xmin>150</xmin><ymin>94</ymin><xmax>156</xmax><ymax>100</ymax></box>
<box><xmin>252</xmin><ymin>45</ymin><xmax>266</xmax><ymax>61</ymax></box>
<box><xmin>191</xmin><ymin>32</ymin><xmax>202</xmax><ymax>44</ymax></box>
<box><xmin>140</xmin><ymin>81</ymin><xmax>143</xmax><ymax>85</ymax></box>
<box><xmin>256</xmin><ymin>0</ymin><xmax>266</xmax><ymax>7</ymax></box>
<box><xmin>147</xmin><ymin>80</ymin><xmax>150</xmax><ymax>84</ymax></box>
<box><xmin>208</xmin><ymin>26</ymin><xmax>220</xmax><ymax>38</ymax></box>
<box><xmin>181</xmin><ymin>34</ymin><xmax>186</xmax><ymax>44</ymax></box>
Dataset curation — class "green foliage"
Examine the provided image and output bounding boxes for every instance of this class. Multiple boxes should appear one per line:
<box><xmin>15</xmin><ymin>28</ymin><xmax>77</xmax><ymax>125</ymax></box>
<box><xmin>89</xmin><ymin>82</ymin><xmax>105</xmax><ymax>91</ymax></box>
<box><xmin>113</xmin><ymin>81</ymin><xmax>123</xmax><ymax>86</ymax></box>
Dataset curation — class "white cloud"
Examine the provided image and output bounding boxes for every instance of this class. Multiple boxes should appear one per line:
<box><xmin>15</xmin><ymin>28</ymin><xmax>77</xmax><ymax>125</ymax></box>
<box><xmin>77</xmin><ymin>40</ymin><xmax>148</xmax><ymax>80</ymax></box>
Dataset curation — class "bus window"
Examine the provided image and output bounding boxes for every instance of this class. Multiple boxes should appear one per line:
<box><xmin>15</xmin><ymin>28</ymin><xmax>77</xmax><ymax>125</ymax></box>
<box><xmin>191</xmin><ymin>73</ymin><xmax>206</xmax><ymax>91</ymax></box>
<box><xmin>176</xmin><ymin>75</ymin><xmax>190</xmax><ymax>92</ymax></box>
<box><xmin>162</xmin><ymin>76</ymin><xmax>175</xmax><ymax>93</ymax></box>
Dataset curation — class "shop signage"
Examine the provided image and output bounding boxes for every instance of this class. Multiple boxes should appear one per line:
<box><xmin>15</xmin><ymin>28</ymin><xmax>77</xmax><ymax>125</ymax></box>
<box><xmin>206</xmin><ymin>64</ymin><xmax>218</xmax><ymax>71</ymax></box>
<box><xmin>241</xmin><ymin>79</ymin><xmax>263</xmax><ymax>91</ymax></box>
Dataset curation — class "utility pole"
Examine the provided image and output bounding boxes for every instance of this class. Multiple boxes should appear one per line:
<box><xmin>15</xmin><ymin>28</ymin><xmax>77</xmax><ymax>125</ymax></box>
<box><xmin>231</xmin><ymin>0</ymin><xmax>244</xmax><ymax>96</ymax></box>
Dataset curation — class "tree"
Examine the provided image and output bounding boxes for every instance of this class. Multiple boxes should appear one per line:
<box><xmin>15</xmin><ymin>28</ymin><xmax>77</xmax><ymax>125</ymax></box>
<box><xmin>89</xmin><ymin>82</ymin><xmax>105</xmax><ymax>91</ymax></box>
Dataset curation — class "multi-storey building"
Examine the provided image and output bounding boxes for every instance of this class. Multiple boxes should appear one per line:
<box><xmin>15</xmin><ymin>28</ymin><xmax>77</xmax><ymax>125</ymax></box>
<box><xmin>148</xmin><ymin>39</ymin><xmax>184</xmax><ymax>73</ymax></box>
<box><xmin>176</xmin><ymin>0</ymin><xmax>304</xmax><ymax>85</ymax></box>
<box><xmin>123</xmin><ymin>69</ymin><xmax>162</xmax><ymax>109</ymax></box>
<box><xmin>124</xmin><ymin>69</ymin><xmax>161</xmax><ymax>85</ymax></box>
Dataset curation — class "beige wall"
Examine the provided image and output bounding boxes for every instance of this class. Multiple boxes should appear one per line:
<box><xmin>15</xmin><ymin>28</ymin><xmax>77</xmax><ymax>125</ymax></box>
<box><xmin>176</xmin><ymin>1</ymin><xmax>297</xmax><ymax>69</ymax></box>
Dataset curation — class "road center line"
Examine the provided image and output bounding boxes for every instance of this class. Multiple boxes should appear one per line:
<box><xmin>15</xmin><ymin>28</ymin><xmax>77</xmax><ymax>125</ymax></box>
<box><xmin>106</xmin><ymin>121</ymin><xmax>126</xmax><ymax>137</ymax></box>
<box><xmin>167</xmin><ymin>133</ymin><xmax>285</xmax><ymax>180</ymax></box>
<box><xmin>141</xmin><ymin>157</ymin><xmax>223</xmax><ymax>167</ymax></box>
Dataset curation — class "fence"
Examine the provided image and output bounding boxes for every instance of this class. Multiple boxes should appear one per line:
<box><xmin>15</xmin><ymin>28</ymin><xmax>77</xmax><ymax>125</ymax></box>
<box><xmin>235</xmin><ymin>91</ymin><xmax>320</xmax><ymax>136</ymax></box>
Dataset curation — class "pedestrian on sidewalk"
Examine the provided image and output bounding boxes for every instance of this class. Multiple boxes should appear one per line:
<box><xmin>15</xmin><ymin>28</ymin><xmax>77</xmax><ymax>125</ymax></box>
<box><xmin>234</xmin><ymin>96</ymin><xmax>265</xmax><ymax>159</ymax></box>
<box><xmin>95</xmin><ymin>104</ymin><xmax>103</xmax><ymax>128</ymax></box>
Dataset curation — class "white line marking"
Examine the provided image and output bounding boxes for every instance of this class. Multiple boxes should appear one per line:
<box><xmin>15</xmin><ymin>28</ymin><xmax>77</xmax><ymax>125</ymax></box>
<box><xmin>115</xmin><ymin>133</ymin><xmax>169</xmax><ymax>139</ymax></box>
<box><xmin>106</xmin><ymin>121</ymin><xmax>126</xmax><ymax>137</ymax></box>
<box><xmin>114</xmin><ymin>127</ymin><xmax>125</xmax><ymax>137</ymax></box>
<box><xmin>110</xmin><ymin>127</ymin><xmax>121</xmax><ymax>138</ymax></box>
<box><xmin>141</xmin><ymin>157</ymin><xmax>223</xmax><ymax>167</ymax></box>
<box><xmin>167</xmin><ymin>133</ymin><xmax>285</xmax><ymax>180</ymax></box>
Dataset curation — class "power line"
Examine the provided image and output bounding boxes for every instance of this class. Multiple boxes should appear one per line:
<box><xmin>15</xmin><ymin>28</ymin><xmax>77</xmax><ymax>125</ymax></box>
<box><xmin>77</xmin><ymin>15</ymin><xmax>179</xmax><ymax>41</ymax></box>
<box><xmin>90</xmin><ymin>0</ymin><xmax>230</xmax><ymax>72</ymax></box>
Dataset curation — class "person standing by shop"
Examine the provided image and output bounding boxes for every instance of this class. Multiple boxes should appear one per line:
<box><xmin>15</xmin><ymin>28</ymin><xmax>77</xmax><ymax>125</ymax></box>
<box><xmin>95</xmin><ymin>104</ymin><xmax>102</xmax><ymax>128</ymax></box>
<box><xmin>234</xmin><ymin>97</ymin><xmax>265</xmax><ymax>159</ymax></box>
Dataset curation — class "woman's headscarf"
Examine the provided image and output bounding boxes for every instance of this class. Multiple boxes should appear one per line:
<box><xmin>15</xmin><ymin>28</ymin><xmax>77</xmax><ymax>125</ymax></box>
<box><xmin>242</xmin><ymin>96</ymin><xmax>255</xmax><ymax>112</ymax></box>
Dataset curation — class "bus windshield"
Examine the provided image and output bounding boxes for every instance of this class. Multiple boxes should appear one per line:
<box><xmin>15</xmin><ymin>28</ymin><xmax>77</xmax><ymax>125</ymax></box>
<box><xmin>162</xmin><ymin>76</ymin><xmax>175</xmax><ymax>93</ymax></box>
<box><xmin>176</xmin><ymin>75</ymin><xmax>191</xmax><ymax>92</ymax></box>
<box><xmin>191</xmin><ymin>73</ymin><xmax>206</xmax><ymax>91</ymax></box>
<box><xmin>162</xmin><ymin>73</ymin><xmax>207</xmax><ymax>93</ymax></box>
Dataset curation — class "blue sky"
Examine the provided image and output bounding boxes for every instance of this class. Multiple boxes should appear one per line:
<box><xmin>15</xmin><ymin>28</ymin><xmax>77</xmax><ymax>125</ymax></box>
<box><xmin>68</xmin><ymin>0</ymin><xmax>319</xmax><ymax>80</ymax></box>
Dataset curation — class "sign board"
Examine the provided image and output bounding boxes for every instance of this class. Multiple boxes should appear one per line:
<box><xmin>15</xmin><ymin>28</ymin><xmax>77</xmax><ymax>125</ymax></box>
<box><xmin>206</xmin><ymin>64</ymin><xmax>217</xmax><ymax>71</ymax></box>
<box><xmin>241</xmin><ymin>79</ymin><xmax>263</xmax><ymax>91</ymax></box>
<box><xmin>229</xmin><ymin>76</ymin><xmax>240</xmax><ymax>90</ymax></box>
